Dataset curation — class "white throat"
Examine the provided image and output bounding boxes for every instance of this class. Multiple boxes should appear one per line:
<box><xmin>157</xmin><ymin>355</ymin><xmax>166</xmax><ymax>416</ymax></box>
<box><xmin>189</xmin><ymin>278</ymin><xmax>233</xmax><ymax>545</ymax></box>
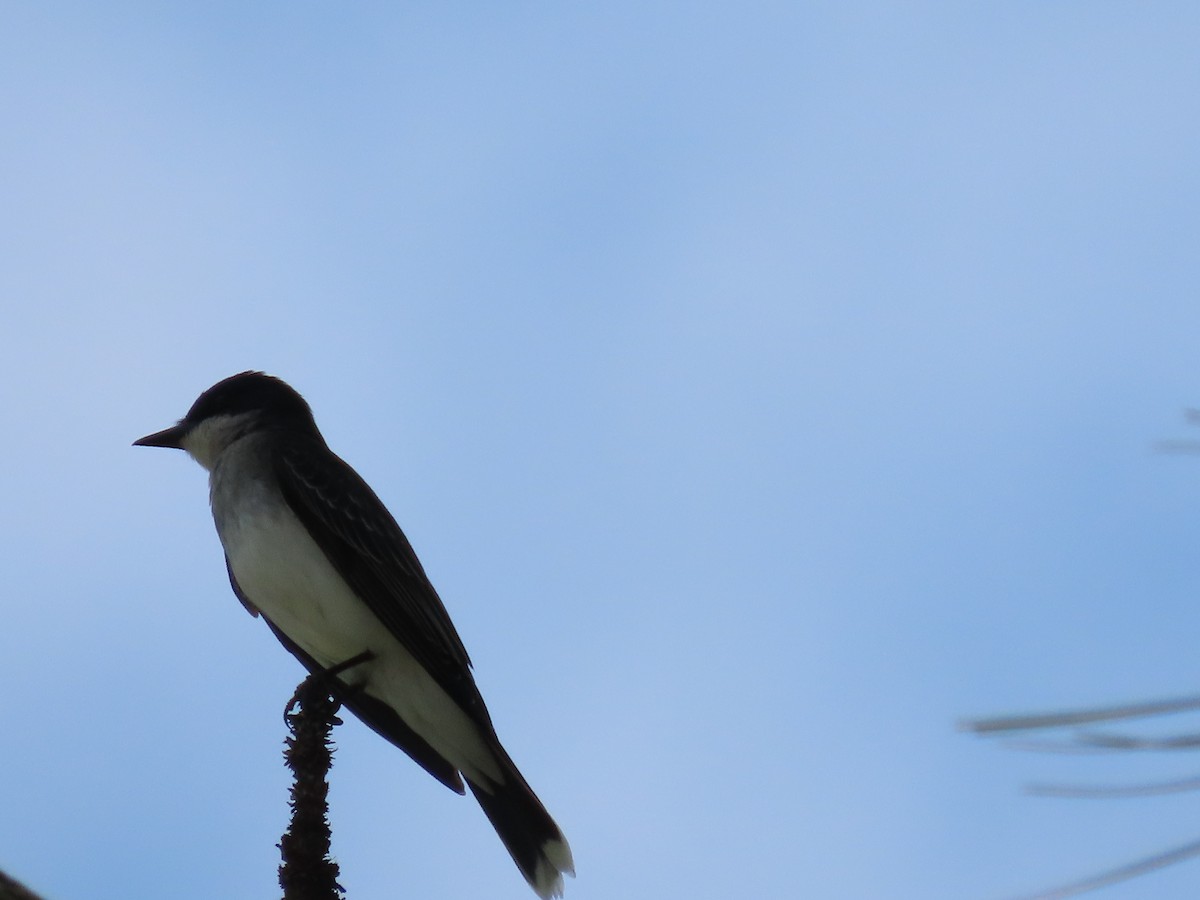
<box><xmin>181</xmin><ymin>412</ymin><xmax>258</xmax><ymax>471</ymax></box>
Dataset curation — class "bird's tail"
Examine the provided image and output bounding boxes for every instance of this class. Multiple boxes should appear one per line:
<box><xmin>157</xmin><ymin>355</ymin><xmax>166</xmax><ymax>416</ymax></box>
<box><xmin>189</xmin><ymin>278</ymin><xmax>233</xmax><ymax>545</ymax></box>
<box><xmin>466</xmin><ymin>746</ymin><xmax>574</xmax><ymax>899</ymax></box>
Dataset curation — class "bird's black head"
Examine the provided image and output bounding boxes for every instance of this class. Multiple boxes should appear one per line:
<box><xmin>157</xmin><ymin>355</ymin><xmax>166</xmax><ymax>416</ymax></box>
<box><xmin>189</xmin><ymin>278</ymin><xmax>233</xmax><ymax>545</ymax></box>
<box><xmin>183</xmin><ymin>371</ymin><xmax>316</xmax><ymax>430</ymax></box>
<box><xmin>134</xmin><ymin>372</ymin><xmax>319</xmax><ymax>462</ymax></box>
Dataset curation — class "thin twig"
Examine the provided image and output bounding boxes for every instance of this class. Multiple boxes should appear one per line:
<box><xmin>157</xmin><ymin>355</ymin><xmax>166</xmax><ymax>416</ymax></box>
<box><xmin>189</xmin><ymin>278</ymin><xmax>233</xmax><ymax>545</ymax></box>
<box><xmin>1007</xmin><ymin>837</ymin><xmax>1200</xmax><ymax>900</ymax></box>
<box><xmin>960</xmin><ymin>694</ymin><xmax>1200</xmax><ymax>735</ymax></box>
<box><xmin>1027</xmin><ymin>774</ymin><xmax>1200</xmax><ymax>799</ymax></box>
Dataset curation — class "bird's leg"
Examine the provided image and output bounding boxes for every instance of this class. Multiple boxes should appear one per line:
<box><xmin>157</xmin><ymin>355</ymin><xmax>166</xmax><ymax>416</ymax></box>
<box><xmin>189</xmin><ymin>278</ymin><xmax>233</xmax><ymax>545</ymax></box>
<box><xmin>285</xmin><ymin>650</ymin><xmax>376</xmax><ymax>723</ymax></box>
<box><xmin>319</xmin><ymin>649</ymin><xmax>376</xmax><ymax>683</ymax></box>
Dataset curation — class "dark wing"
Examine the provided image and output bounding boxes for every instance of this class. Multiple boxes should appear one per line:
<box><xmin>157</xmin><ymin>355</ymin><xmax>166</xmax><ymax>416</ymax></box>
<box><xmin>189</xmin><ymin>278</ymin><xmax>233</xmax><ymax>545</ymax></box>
<box><xmin>272</xmin><ymin>437</ymin><xmax>495</xmax><ymax>735</ymax></box>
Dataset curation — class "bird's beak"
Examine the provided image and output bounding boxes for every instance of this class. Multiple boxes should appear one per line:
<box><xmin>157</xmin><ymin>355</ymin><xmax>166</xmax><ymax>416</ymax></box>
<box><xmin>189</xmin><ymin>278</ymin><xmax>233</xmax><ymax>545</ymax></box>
<box><xmin>133</xmin><ymin>421</ymin><xmax>190</xmax><ymax>449</ymax></box>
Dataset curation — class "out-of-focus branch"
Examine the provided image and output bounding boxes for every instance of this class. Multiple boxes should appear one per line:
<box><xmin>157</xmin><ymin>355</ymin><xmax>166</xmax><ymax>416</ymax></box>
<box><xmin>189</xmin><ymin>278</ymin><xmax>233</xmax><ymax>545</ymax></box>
<box><xmin>0</xmin><ymin>870</ymin><xmax>45</xmax><ymax>900</ymax></box>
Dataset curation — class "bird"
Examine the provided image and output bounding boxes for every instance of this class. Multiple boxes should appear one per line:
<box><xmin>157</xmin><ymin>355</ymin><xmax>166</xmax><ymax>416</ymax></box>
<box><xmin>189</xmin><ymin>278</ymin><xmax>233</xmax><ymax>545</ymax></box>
<box><xmin>134</xmin><ymin>371</ymin><xmax>574</xmax><ymax>898</ymax></box>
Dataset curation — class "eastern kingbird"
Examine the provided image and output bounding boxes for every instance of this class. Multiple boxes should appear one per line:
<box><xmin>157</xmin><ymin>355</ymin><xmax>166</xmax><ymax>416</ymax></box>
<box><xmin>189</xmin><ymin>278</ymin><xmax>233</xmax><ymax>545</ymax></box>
<box><xmin>134</xmin><ymin>372</ymin><xmax>574</xmax><ymax>899</ymax></box>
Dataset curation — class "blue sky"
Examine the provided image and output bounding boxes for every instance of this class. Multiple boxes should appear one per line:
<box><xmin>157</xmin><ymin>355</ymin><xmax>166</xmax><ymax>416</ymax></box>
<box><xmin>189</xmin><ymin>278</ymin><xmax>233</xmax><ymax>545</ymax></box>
<box><xmin>3</xmin><ymin>4</ymin><xmax>1200</xmax><ymax>898</ymax></box>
